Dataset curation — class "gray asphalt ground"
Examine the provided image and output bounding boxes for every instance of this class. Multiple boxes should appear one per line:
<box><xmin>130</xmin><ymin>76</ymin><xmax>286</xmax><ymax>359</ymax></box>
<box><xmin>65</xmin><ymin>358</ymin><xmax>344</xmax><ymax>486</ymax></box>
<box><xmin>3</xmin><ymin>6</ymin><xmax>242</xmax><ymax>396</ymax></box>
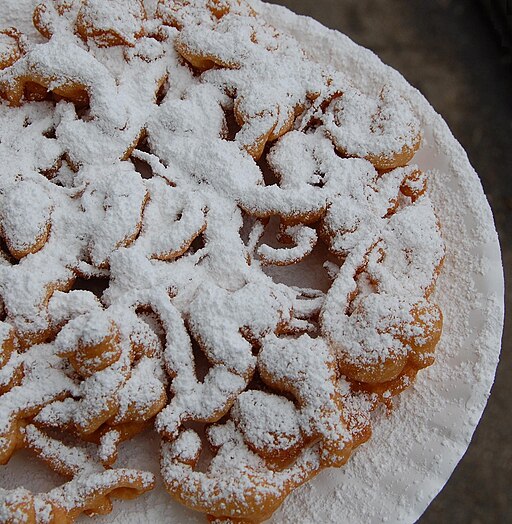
<box><xmin>271</xmin><ymin>1</ymin><xmax>511</xmax><ymax>522</ymax></box>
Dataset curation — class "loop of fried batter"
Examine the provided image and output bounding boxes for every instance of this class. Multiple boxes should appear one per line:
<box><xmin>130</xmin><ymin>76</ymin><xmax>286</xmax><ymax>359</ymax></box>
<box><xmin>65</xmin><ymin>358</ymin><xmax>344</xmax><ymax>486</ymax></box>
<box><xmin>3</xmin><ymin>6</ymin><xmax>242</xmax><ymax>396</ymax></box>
<box><xmin>257</xmin><ymin>224</ymin><xmax>318</xmax><ymax>266</ymax></box>
<box><xmin>76</xmin><ymin>0</ymin><xmax>147</xmax><ymax>47</ymax></box>
<box><xmin>161</xmin><ymin>422</ymin><xmax>324</xmax><ymax>523</ymax></box>
<box><xmin>33</xmin><ymin>0</ymin><xmax>78</xmax><ymax>40</ymax></box>
<box><xmin>321</xmin><ymin>85</ymin><xmax>421</xmax><ymax>170</ymax></box>
<box><xmin>0</xmin><ymin>424</ymin><xmax>155</xmax><ymax>523</ymax></box>
<box><xmin>37</xmin><ymin>306</ymin><xmax>167</xmax><ymax>439</ymax></box>
<box><xmin>34</xmin><ymin>0</ymin><xmax>147</xmax><ymax>48</ymax></box>
<box><xmin>0</xmin><ymin>344</ymin><xmax>76</xmax><ymax>465</ymax></box>
<box><xmin>0</xmin><ymin>28</ymin><xmax>26</xmax><ymax>70</ymax></box>
<box><xmin>0</xmin><ymin>179</ymin><xmax>53</xmax><ymax>259</ymax></box>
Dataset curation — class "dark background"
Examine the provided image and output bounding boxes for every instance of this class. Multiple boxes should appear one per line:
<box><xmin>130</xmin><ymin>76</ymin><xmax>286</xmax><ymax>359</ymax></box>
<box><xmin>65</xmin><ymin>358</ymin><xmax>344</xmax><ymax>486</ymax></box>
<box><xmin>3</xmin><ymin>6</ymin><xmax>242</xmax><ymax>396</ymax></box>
<box><xmin>271</xmin><ymin>1</ymin><xmax>511</xmax><ymax>522</ymax></box>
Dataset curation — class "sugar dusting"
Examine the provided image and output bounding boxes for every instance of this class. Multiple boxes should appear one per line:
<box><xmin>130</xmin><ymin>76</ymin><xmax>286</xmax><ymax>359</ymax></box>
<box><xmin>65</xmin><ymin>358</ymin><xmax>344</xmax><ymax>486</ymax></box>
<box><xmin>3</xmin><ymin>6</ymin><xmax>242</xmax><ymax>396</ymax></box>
<box><xmin>0</xmin><ymin>1</ymin><xmax>503</xmax><ymax>523</ymax></box>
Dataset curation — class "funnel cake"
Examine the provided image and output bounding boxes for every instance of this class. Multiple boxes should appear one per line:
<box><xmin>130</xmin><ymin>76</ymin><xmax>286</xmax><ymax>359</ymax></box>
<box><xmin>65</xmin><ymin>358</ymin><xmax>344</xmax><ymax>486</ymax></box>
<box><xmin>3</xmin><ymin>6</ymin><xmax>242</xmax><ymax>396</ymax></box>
<box><xmin>0</xmin><ymin>0</ymin><xmax>444</xmax><ymax>522</ymax></box>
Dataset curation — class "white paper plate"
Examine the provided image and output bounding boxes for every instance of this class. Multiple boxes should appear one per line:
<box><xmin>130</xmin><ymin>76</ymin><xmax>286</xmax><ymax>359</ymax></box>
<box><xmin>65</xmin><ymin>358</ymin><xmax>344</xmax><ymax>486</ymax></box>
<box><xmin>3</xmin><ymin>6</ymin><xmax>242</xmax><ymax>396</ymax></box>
<box><xmin>0</xmin><ymin>2</ymin><xmax>504</xmax><ymax>523</ymax></box>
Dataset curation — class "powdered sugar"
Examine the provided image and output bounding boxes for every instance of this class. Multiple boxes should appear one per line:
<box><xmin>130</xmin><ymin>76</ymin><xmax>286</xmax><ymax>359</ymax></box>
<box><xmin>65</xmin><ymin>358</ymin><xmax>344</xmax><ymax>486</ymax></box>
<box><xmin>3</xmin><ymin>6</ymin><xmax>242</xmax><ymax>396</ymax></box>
<box><xmin>0</xmin><ymin>29</ymin><xmax>24</xmax><ymax>69</ymax></box>
<box><xmin>98</xmin><ymin>429</ymin><xmax>120</xmax><ymax>464</ymax></box>
<box><xmin>0</xmin><ymin>180</ymin><xmax>53</xmax><ymax>256</ymax></box>
<box><xmin>231</xmin><ymin>390</ymin><xmax>302</xmax><ymax>455</ymax></box>
<box><xmin>76</xmin><ymin>0</ymin><xmax>146</xmax><ymax>47</ymax></box>
<box><xmin>0</xmin><ymin>0</ymin><xmax>503</xmax><ymax>523</ymax></box>
<box><xmin>322</xmin><ymin>84</ymin><xmax>420</xmax><ymax>161</ymax></box>
<box><xmin>0</xmin><ymin>32</ymin><xmax>17</xmax><ymax>59</ymax></box>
